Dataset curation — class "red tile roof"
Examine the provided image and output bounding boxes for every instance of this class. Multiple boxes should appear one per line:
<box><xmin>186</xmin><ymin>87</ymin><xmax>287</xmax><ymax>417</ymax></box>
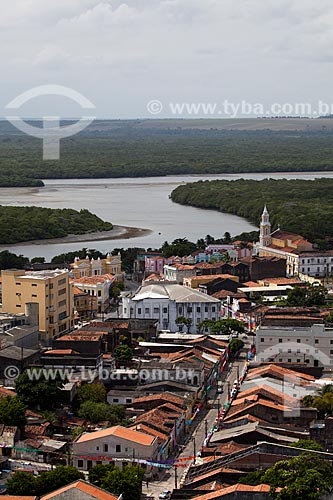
<box><xmin>41</xmin><ymin>480</ymin><xmax>118</xmax><ymax>500</ymax></box>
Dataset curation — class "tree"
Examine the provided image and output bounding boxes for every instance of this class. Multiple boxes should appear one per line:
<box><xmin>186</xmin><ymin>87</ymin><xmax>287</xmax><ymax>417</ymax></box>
<box><xmin>286</xmin><ymin>285</ymin><xmax>326</xmax><ymax>307</ymax></box>
<box><xmin>70</xmin><ymin>426</ymin><xmax>85</xmax><ymax>441</ymax></box>
<box><xmin>78</xmin><ymin>383</ymin><xmax>107</xmax><ymax>404</ymax></box>
<box><xmin>78</xmin><ymin>401</ymin><xmax>125</xmax><ymax>424</ymax></box>
<box><xmin>35</xmin><ymin>466</ymin><xmax>84</xmax><ymax>496</ymax></box>
<box><xmin>175</xmin><ymin>316</ymin><xmax>192</xmax><ymax>333</ymax></box>
<box><xmin>0</xmin><ymin>250</ymin><xmax>29</xmax><ymax>270</ymax></box>
<box><xmin>89</xmin><ymin>464</ymin><xmax>115</xmax><ymax>487</ymax></box>
<box><xmin>229</xmin><ymin>338</ymin><xmax>244</xmax><ymax>356</ymax></box>
<box><xmin>312</xmin><ymin>392</ymin><xmax>333</xmax><ymax>417</ymax></box>
<box><xmin>223</xmin><ymin>231</ymin><xmax>232</xmax><ymax>243</ymax></box>
<box><xmin>101</xmin><ymin>465</ymin><xmax>144</xmax><ymax>500</ymax></box>
<box><xmin>6</xmin><ymin>471</ymin><xmax>37</xmax><ymax>496</ymax></box>
<box><xmin>0</xmin><ymin>396</ymin><xmax>27</xmax><ymax>429</ymax></box>
<box><xmin>31</xmin><ymin>256</ymin><xmax>45</xmax><ymax>264</ymax></box>
<box><xmin>290</xmin><ymin>439</ymin><xmax>323</xmax><ymax>451</ymax></box>
<box><xmin>114</xmin><ymin>345</ymin><xmax>133</xmax><ymax>362</ymax></box>
<box><xmin>6</xmin><ymin>466</ymin><xmax>84</xmax><ymax>496</ymax></box>
<box><xmin>240</xmin><ymin>452</ymin><xmax>333</xmax><ymax>500</ymax></box>
<box><xmin>15</xmin><ymin>371</ymin><xmax>66</xmax><ymax>410</ymax></box>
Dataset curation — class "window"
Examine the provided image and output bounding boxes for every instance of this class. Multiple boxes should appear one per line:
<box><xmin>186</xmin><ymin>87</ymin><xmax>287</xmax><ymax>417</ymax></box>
<box><xmin>15</xmin><ymin>282</ymin><xmax>21</xmax><ymax>286</ymax></box>
<box><xmin>260</xmin><ymin>338</ymin><xmax>264</xmax><ymax>342</ymax></box>
<box><xmin>315</xmin><ymin>339</ymin><xmax>319</xmax><ymax>344</ymax></box>
<box><xmin>288</xmin><ymin>349</ymin><xmax>291</xmax><ymax>353</ymax></box>
<box><xmin>96</xmin><ymin>446</ymin><xmax>99</xmax><ymax>451</ymax></box>
<box><xmin>163</xmin><ymin>307</ymin><xmax>168</xmax><ymax>314</ymax></box>
<box><xmin>279</xmin><ymin>338</ymin><xmax>282</xmax><ymax>343</ymax></box>
<box><xmin>98</xmin><ymin>290</ymin><xmax>101</xmax><ymax>297</ymax></box>
<box><xmin>49</xmin><ymin>283</ymin><xmax>54</xmax><ymax>289</ymax></box>
<box><xmin>138</xmin><ymin>308</ymin><xmax>142</xmax><ymax>315</ymax></box>
<box><xmin>187</xmin><ymin>307</ymin><xmax>192</xmax><ymax>313</ymax></box>
<box><xmin>330</xmin><ymin>350</ymin><xmax>333</xmax><ymax>355</ymax></box>
<box><xmin>153</xmin><ymin>307</ymin><xmax>159</xmax><ymax>313</ymax></box>
<box><xmin>78</xmin><ymin>460</ymin><xmax>84</xmax><ymax>468</ymax></box>
<box><xmin>297</xmin><ymin>359</ymin><xmax>300</xmax><ymax>362</ymax></box>
<box><xmin>58</xmin><ymin>288</ymin><xmax>66</xmax><ymax>296</ymax></box>
<box><xmin>126</xmin><ymin>399</ymin><xmax>132</xmax><ymax>404</ymax></box>
<box><xmin>59</xmin><ymin>299</ymin><xmax>66</xmax><ymax>308</ymax></box>
<box><xmin>145</xmin><ymin>308</ymin><xmax>149</xmax><ymax>314</ymax></box>
<box><xmin>58</xmin><ymin>278</ymin><xmax>66</xmax><ymax>286</ymax></box>
<box><xmin>116</xmin><ymin>445</ymin><xmax>121</xmax><ymax>453</ymax></box>
<box><xmin>104</xmin><ymin>444</ymin><xmax>108</xmax><ymax>452</ymax></box>
<box><xmin>330</xmin><ymin>340</ymin><xmax>333</xmax><ymax>345</ymax></box>
<box><xmin>32</xmin><ymin>294</ymin><xmax>37</xmax><ymax>297</ymax></box>
<box><xmin>212</xmin><ymin>306</ymin><xmax>215</xmax><ymax>312</ymax></box>
<box><xmin>297</xmin><ymin>339</ymin><xmax>301</xmax><ymax>343</ymax></box>
<box><xmin>288</xmin><ymin>359</ymin><xmax>291</xmax><ymax>362</ymax></box>
<box><xmin>32</xmin><ymin>283</ymin><xmax>37</xmax><ymax>287</ymax></box>
<box><xmin>16</xmin><ymin>304</ymin><xmax>21</xmax><ymax>308</ymax></box>
<box><xmin>197</xmin><ymin>307</ymin><xmax>200</xmax><ymax>312</ymax></box>
<box><xmin>205</xmin><ymin>306</ymin><xmax>208</xmax><ymax>312</ymax></box>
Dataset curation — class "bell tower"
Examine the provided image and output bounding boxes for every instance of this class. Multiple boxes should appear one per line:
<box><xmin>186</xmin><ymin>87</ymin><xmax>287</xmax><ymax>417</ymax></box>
<box><xmin>260</xmin><ymin>205</ymin><xmax>271</xmax><ymax>247</ymax></box>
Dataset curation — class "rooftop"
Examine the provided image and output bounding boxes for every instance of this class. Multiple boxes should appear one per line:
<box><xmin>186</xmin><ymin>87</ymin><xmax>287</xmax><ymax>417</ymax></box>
<box><xmin>76</xmin><ymin>425</ymin><xmax>155</xmax><ymax>446</ymax></box>
<box><xmin>130</xmin><ymin>283</ymin><xmax>221</xmax><ymax>303</ymax></box>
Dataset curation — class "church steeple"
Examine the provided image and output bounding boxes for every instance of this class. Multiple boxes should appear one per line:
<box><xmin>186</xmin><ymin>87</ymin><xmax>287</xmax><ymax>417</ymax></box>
<box><xmin>260</xmin><ymin>205</ymin><xmax>271</xmax><ymax>247</ymax></box>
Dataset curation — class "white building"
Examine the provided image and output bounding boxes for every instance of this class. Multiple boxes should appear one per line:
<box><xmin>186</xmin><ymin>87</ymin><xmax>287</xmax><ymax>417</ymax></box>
<box><xmin>256</xmin><ymin>323</ymin><xmax>333</xmax><ymax>367</ymax></box>
<box><xmin>73</xmin><ymin>274</ymin><xmax>116</xmax><ymax>313</ymax></box>
<box><xmin>122</xmin><ymin>283</ymin><xmax>221</xmax><ymax>332</ymax></box>
<box><xmin>299</xmin><ymin>251</ymin><xmax>333</xmax><ymax>278</ymax></box>
<box><xmin>72</xmin><ymin>425</ymin><xmax>158</xmax><ymax>470</ymax></box>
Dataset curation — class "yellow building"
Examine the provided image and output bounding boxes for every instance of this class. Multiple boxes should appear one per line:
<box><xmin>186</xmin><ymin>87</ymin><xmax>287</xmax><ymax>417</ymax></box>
<box><xmin>183</xmin><ymin>274</ymin><xmax>240</xmax><ymax>289</ymax></box>
<box><xmin>71</xmin><ymin>253</ymin><xmax>122</xmax><ymax>279</ymax></box>
<box><xmin>2</xmin><ymin>269</ymin><xmax>74</xmax><ymax>344</ymax></box>
<box><xmin>257</xmin><ymin>206</ymin><xmax>313</xmax><ymax>276</ymax></box>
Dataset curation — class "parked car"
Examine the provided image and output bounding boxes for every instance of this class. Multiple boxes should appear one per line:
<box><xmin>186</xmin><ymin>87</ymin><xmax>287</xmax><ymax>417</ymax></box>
<box><xmin>159</xmin><ymin>490</ymin><xmax>171</xmax><ymax>499</ymax></box>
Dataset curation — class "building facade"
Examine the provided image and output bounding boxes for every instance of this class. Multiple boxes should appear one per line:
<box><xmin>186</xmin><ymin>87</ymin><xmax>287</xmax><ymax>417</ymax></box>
<box><xmin>255</xmin><ymin>206</ymin><xmax>313</xmax><ymax>276</ymax></box>
<box><xmin>71</xmin><ymin>253</ymin><xmax>122</xmax><ymax>279</ymax></box>
<box><xmin>2</xmin><ymin>269</ymin><xmax>74</xmax><ymax>343</ymax></box>
<box><xmin>122</xmin><ymin>283</ymin><xmax>221</xmax><ymax>332</ymax></box>
<box><xmin>256</xmin><ymin>323</ymin><xmax>333</xmax><ymax>367</ymax></box>
<box><xmin>72</xmin><ymin>425</ymin><xmax>158</xmax><ymax>470</ymax></box>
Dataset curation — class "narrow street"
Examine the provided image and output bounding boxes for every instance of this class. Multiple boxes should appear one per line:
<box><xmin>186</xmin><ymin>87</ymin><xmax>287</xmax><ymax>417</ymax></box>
<box><xmin>144</xmin><ymin>351</ymin><xmax>249</xmax><ymax>499</ymax></box>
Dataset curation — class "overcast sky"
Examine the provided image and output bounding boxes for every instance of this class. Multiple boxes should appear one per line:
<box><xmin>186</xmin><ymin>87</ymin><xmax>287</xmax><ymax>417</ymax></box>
<box><xmin>1</xmin><ymin>0</ymin><xmax>333</xmax><ymax>118</ymax></box>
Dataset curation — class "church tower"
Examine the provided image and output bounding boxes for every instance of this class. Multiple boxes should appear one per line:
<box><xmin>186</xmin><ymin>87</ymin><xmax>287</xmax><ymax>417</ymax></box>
<box><xmin>259</xmin><ymin>205</ymin><xmax>271</xmax><ymax>247</ymax></box>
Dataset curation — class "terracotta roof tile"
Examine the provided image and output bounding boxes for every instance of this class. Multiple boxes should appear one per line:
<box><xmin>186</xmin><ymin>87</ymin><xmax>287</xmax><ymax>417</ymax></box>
<box><xmin>41</xmin><ymin>480</ymin><xmax>118</xmax><ymax>500</ymax></box>
<box><xmin>76</xmin><ymin>425</ymin><xmax>155</xmax><ymax>446</ymax></box>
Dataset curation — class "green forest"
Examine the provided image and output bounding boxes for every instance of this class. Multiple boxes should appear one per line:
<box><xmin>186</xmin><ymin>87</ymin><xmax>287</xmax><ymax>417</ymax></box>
<box><xmin>2</xmin><ymin>123</ymin><xmax>333</xmax><ymax>186</ymax></box>
<box><xmin>171</xmin><ymin>178</ymin><xmax>333</xmax><ymax>244</ymax></box>
<box><xmin>0</xmin><ymin>206</ymin><xmax>113</xmax><ymax>244</ymax></box>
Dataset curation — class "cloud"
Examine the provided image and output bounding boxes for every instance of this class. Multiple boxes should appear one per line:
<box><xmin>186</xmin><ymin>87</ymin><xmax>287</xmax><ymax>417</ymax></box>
<box><xmin>1</xmin><ymin>0</ymin><xmax>333</xmax><ymax>118</ymax></box>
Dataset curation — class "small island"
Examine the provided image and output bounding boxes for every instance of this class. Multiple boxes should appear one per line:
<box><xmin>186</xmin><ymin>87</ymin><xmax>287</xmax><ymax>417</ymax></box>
<box><xmin>0</xmin><ymin>206</ymin><xmax>113</xmax><ymax>244</ymax></box>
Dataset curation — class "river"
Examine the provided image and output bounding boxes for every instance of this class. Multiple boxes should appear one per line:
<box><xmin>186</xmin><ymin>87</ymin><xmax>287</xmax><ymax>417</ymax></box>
<box><xmin>0</xmin><ymin>172</ymin><xmax>332</xmax><ymax>260</ymax></box>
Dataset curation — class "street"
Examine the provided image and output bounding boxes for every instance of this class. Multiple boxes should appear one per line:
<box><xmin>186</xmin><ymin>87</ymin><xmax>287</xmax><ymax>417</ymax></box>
<box><xmin>144</xmin><ymin>351</ymin><xmax>249</xmax><ymax>499</ymax></box>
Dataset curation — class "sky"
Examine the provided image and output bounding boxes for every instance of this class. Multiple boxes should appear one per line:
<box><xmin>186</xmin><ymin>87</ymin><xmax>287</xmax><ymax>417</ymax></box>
<box><xmin>1</xmin><ymin>0</ymin><xmax>333</xmax><ymax>119</ymax></box>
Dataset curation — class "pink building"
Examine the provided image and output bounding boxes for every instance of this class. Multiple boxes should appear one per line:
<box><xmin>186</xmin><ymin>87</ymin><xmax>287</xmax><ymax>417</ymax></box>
<box><xmin>145</xmin><ymin>256</ymin><xmax>166</xmax><ymax>273</ymax></box>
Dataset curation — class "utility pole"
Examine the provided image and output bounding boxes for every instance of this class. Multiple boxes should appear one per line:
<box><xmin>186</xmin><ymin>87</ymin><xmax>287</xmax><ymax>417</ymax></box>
<box><xmin>192</xmin><ymin>436</ymin><xmax>196</xmax><ymax>465</ymax></box>
<box><xmin>217</xmin><ymin>399</ymin><xmax>220</xmax><ymax>419</ymax></box>
<box><xmin>174</xmin><ymin>464</ymin><xmax>178</xmax><ymax>489</ymax></box>
<box><xmin>236</xmin><ymin>365</ymin><xmax>240</xmax><ymax>384</ymax></box>
<box><xmin>205</xmin><ymin>419</ymin><xmax>208</xmax><ymax>437</ymax></box>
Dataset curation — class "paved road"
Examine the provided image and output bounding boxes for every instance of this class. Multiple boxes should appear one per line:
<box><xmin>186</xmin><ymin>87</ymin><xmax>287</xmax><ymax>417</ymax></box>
<box><xmin>144</xmin><ymin>352</ymin><xmax>249</xmax><ymax>499</ymax></box>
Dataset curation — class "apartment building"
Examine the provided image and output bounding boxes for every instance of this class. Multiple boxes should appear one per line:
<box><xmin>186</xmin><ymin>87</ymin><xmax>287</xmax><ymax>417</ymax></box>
<box><xmin>256</xmin><ymin>323</ymin><xmax>333</xmax><ymax>367</ymax></box>
<box><xmin>2</xmin><ymin>269</ymin><xmax>74</xmax><ymax>344</ymax></box>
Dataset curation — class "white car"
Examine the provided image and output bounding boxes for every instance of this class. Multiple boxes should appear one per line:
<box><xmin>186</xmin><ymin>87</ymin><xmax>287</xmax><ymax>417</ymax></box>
<box><xmin>159</xmin><ymin>490</ymin><xmax>171</xmax><ymax>499</ymax></box>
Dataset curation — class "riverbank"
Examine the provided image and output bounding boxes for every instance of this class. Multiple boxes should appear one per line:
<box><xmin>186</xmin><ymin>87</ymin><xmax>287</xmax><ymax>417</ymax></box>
<box><xmin>1</xmin><ymin>225</ymin><xmax>152</xmax><ymax>247</ymax></box>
